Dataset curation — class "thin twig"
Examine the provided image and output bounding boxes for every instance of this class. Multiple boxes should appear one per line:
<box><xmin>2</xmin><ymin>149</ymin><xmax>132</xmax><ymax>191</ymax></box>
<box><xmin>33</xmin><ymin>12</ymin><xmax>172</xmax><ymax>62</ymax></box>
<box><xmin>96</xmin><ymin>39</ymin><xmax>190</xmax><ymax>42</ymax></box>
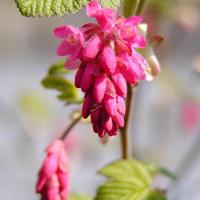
<box><xmin>60</xmin><ymin>114</ymin><xmax>82</xmax><ymax>140</ymax></box>
<box><xmin>120</xmin><ymin>0</ymin><xmax>147</xmax><ymax>159</ymax></box>
<box><xmin>120</xmin><ymin>85</ymin><xmax>137</xmax><ymax>159</ymax></box>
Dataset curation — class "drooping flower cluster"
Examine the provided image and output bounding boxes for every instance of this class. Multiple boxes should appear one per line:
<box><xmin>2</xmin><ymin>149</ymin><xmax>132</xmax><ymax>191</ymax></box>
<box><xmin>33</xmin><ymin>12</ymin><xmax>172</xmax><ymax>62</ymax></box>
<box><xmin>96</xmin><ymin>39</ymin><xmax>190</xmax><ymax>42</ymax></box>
<box><xmin>36</xmin><ymin>140</ymin><xmax>69</xmax><ymax>200</ymax></box>
<box><xmin>54</xmin><ymin>0</ymin><xmax>151</xmax><ymax>138</ymax></box>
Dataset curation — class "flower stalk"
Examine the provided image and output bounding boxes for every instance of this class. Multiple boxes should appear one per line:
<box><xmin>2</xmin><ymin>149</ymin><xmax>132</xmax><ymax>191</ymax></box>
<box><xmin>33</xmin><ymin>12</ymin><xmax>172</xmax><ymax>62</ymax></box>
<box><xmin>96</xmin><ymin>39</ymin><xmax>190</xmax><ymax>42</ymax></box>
<box><xmin>60</xmin><ymin>114</ymin><xmax>82</xmax><ymax>140</ymax></box>
<box><xmin>120</xmin><ymin>85</ymin><xmax>137</xmax><ymax>159</ymax></box>
<box><xmin>120</xmin><ymin>0</ymin><xmax>148</xmax><ymax>159</ymax></box>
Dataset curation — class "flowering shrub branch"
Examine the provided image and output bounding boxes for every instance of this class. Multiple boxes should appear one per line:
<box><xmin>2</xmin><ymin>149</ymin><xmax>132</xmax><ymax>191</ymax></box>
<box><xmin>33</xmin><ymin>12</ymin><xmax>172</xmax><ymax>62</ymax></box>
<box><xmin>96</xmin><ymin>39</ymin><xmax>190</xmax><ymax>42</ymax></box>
<box><xmin>15</xmin><ymin>0</ymin><xmax>173</xmax><ymax>200</ymax></box>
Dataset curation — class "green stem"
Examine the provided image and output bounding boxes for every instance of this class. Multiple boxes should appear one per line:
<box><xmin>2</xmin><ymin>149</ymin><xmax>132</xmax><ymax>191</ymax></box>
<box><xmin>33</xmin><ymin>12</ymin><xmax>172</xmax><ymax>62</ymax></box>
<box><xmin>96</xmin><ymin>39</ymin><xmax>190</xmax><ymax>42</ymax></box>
<box><xmin>136</xmin><ymin>0</ymin><xmax>148</xmax><ymax>15</ymax></box>
<box><xmin>60</xmin><ymin>114</ymin><xmax>82</xmax><ymax>140</ymax></box>
<box><xmin>123</xmin><ymin>0</ymin><xmax>140</xmax><ymax>18</ymax></box>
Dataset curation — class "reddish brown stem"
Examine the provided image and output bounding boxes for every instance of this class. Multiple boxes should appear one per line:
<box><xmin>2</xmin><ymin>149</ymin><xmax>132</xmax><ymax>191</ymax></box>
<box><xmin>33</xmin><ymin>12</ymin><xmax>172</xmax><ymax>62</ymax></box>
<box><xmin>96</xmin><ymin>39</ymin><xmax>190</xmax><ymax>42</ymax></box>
<box><xmin>60</xmin><ymin>114</ymin><xmax>82</xmax><ymax>140</ymax></box>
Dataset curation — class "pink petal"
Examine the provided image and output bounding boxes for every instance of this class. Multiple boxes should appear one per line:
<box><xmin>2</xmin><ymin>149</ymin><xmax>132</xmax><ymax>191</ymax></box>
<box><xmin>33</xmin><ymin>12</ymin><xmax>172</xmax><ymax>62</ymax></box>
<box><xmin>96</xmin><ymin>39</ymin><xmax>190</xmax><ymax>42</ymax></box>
<box><xmin>132</xmin><ymin>34</ymin><xmax>146</xmax><ymax>48</ymax></box>
<box><xmin>101</xmin><ymin>46</ymin><xmax>117</xmax><ymax>75</ymax></box>
<box><xmin>57</xmin><ymin>40</ymin><xmax>71</xmax><ymax>56</ymax></box>
<box><xmin>130</xmin><ymin>50</ymin><xmax>147</xmax><ymax>79</ymax></box>
<box><xmin>58</xmin><ymin>152</ymin><xmax>68</xmax><ymax>173</ymax></box>
<box><xmin>98</xmin><ymin>9</ymin><xmax>116</xmax><ymax>31</ymax></box>
<box><xmin>108</xmin><ymin>124</ymin><xmax>118</xmax><ymax>136</ymax></box>
<box><xmin>104</xmin><ymin>117</ymin><xmax>113</xmax><ymax>132</ymax></box>
<box><xmin>36</xmin><ymin>153</ymin><xmax>59</xmax><ymax>192</ymax></box>
<box><xmin>36</xmin><ymin>171</ymin><xmax>48</xmax><ymax>193</ymax></box>
<box><xmin>115</xmin><ymin>38</ymin><xmax>132</xmax><ymax>56</ymax></box>
<box><xmin>126</xmin><ymin>16</ymin><xmax>142</xmax><ymax>26</ymax></box>
<box><xmin>82</xmin><ymin>93</ymin><xmax>93</xmax><ymax>119</ymax></box>
<box><xmin>58</xmin><ymin>172</ymin><xmax>69</xmax><ymax>189</ymax></box>
<box><xmin>75</xmin><ymin>67</ymin><xmax>84</xmax><ymax>88</ymax></box>
<box><xmin>86</xmin><ymin>1</ymin><xmax>116</xmax><ymax>31</ymax></box>
<box><xmin>84</xmin><ymin>35</ymin><xmax>103</xmax><ymax>60</ymax></box>
<box><xmin>47</xmin><ymin>186</ymin><xmax>60</xmax><ymax>200</ymax></box>
<box><xmin>42</xmin><ymin>154</ymin><xmax>58</xmax><ymax>177</ymax></box>
<box><xmin>86</xmin><ymin>0</ymin><xmax>101</xmax><ymax>17</ymax></box>
<box><xmin>98</xmin><ymin>129</ymin><xmax>106</xmax><ymax>138</ymax></box>
<box><xmin>56</xmin><ymin>36</ymin><xmax>83</xmax><ymax>58</ymax></box>
<box><xmin>46</xmin><ymin>140</ymin><xmax>64</xmax><ymax>153</ymax></box>
<box><xmin>64</xmin><ymin>58</ymin><xmax>80</xmax><ymax>70</ymax></box>
<box><xmin>104</xmin><ymin>96</ymin><xmax>117</xmax><ymax>116</ymax></box>
<box><xmin>91</xmin><ymin>107</ymin><xmax>101</xmax><ymax>133</ymax></box>
<box><xmin>53</xmin><ymin>25</ymin><xmax>79</xmax><ymax>39</ymax></box>
<box><xmin>93</xmin><ymin>75</ymin><xmax>107</xmax><ymax>103</ymax></box>
<box><xmin>81</xmin><ymin>23</ymin><xmax>100</xmax><ymax>40</ymax></box>
<box><xmin>118</xmin><ymin>58</ymin><xmax>137</xmax><ymax>84</ymax></box>
<box><xmin>105</xmin><ymin>78</ymin><xmax>116</xmax><ymax>97</ymax></box>
<box><xmin>111</xmin><ymin>70</ymin><xmax>127</xmax><ymax>97</ymax></box>
<box><xmin>81</xmin><ymin>63</ymin><xmax>95</xmax><ymax>92</ymax></box>
<box><xmin>60</xmin><ymin>188</ymin><xmax>69</xmax><ymax>200</ymax></box>
<box><xmin>117</xmin><ymin>96</ymin><xmax>126</xmax><ymax>116</ymax></box>
<box><xmin>113</xmin><ymin>112</ymin><xmax>124</xmax><ymax>127</ymax></box>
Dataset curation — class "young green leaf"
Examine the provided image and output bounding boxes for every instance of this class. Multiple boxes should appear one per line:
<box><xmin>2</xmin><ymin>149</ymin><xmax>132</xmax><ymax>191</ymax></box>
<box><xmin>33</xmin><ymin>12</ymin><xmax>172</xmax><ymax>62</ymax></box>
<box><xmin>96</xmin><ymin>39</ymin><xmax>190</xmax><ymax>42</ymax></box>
<box><xmin>15</xmin><ymin>0</ymin><xmax>89</xmax><ymax>17</ymax></box>
<box><xmin>147</xmin><ymin>191</ymin><xmax>167</xmax><ymax>200</ymax></box>
<box><xmin>99</xmin><ymin>0</ymin><xmax>120</xmax><ymax>9</ymax></box>
<box><xmin>99</xmin><ymin>159</ymin><xmax>156</xmax><ymax>184</ymax></box>
<box><xmin>95</xmin><ymin>180</ymin><xmax>151</xmax><ymax>200</ymax></box>
<box><xmin>42</xmin><ymin>75</ymin><xmax>73</xmax><ymax>93</ymax></box>
<box><xmin>69</xmin><ymin>194</ymin><xmax>93</xmax><ymax>200</ymax></box>
<box><xmin>48</xmin><ymin>60</ymin><xmax>70</xmax><ymax>76</ymax></box>
<box><xmin>157</xmin><ymin>167</ymin><xmax>177</xmax><ymax>180</ymax></box>
<box><xmin>15</xmin><ymin>0</ymin><xmax>120</xmax><ymax>17</ymax></box>
<box><xmin>96</xmin><ymin>159</ymin><xmax>167</xmax><ymax>200</ymax></box>
<box><xmin>41</xmin><ymin>72</ymin><xmax>81</xmax><ymax>105</ymax></box>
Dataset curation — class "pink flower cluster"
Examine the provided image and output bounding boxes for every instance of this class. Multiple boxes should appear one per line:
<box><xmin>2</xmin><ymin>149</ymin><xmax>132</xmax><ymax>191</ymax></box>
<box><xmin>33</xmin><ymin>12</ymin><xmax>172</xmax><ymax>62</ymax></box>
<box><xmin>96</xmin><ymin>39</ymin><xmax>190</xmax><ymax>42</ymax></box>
<box><xmin>54</xmin><ymin>1</ymin><xmax>150</xmax><ymax>138</ymax></box>
<box><xmin>36</xmin><ymin>140</ymin><xmax>69</xmax><ymax>200</ymax></box>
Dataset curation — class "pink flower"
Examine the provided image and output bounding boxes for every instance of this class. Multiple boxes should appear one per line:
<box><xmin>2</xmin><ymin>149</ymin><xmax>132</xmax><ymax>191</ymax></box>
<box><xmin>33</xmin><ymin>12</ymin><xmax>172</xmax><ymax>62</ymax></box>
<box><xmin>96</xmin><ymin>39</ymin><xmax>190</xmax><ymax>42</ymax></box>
<box><xmin>86</xmin><ymin>0</ymin><xmax>116</xmax><ymax>31</ymax></box>
<box><xmin>101</xmin><ymin>46</ymin><xmax>117</xmax><ymax>75</ymax></box>
<box><xmin>54</xmin><ymin>25</ymin><xmax>84</xmax><ymax>69</ymax></box>
<box><xmin>36</xmin><ymin>140</ymin><xmax>69</xmax><ymax>200</ymax></box>
<box><xmin>54</xmin><ymin>0</ymin><xmax>150</xmax><ymax>137</ymax></box>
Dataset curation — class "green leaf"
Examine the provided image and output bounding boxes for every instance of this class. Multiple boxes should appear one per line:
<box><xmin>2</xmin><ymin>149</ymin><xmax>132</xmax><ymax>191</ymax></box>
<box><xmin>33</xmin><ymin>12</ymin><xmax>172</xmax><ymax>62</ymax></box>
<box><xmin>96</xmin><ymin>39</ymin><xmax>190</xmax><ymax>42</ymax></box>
<box><xmin>123</xmin><ymin>0</ymin><xmax>139</xmax><ymax>17</ymax></box>
<box><xmin>99</xmin><ymin>159</ymin><xmax>156</xmax><ymax>184</ymax></box>
<box><xmin>41</xmin><ymin>75</ymin><xmax>81</xmax><ymax>104</ymax></box>
<box><xmin>57</xmin><ymin>93</ymin><xmax>82</xmax><ymax>104</ymax></box>
<box><xmin>96</xmin><ymin>160</ymin><xmax>168</xmax><ymax>200</ymax></box>
<box><xmin>99</xmin><ymin>0</ymin><xmax>120</xmax><ymax>8</ymax></box>
<box><xmin>15</xmin><ymin>0</ymin><xmax>120</xmax><ymax>17</ymax></box>
<box><xmin>48</xmin><ymin>60</ymin><xmax>70</xmax><ymax>76</ymax></box>
<box><xmin>157</xmin><ymin>167</ymin><xmax>177</xmax><ymax>180</ymax></box>
<box><xmin>15</xmin><ymin>0</ymin><xmax>89</xmax><ymax>17</ymax></box>
<box><xmin>69</xmin><ymin>194</ymin><xmax>93</xmax><ymax>200</ymax></box>
<box><xmin>42</xmin><ymin>59</ymin><xmax>82</xmax><ymax>105</ymax></box>
<box><xmin>95</xmin><ymin>179</ymin><xmax>150</xmax><ymax>200</ymax></box>
<box><xmin>42</xmin><ymin>75</ymin><xmax>73</xmax><ymax>93</ymax></box>
<box><xmin>147</xmin><ymin>191</ymin><xmax>167</xmax><ymax>200</ymax></box>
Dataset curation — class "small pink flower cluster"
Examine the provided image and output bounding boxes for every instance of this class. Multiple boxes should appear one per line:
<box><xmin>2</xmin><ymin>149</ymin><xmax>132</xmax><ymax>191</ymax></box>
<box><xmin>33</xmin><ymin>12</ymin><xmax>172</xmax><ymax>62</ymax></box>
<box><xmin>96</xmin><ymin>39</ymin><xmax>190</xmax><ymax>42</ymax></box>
<box><xmin>36</xmin><ymin>140</ymin><xmax>69</xmax><ymax>200</ymax></box>
<box><xmin>54</xmin><ymin>1</ymin><xmax>150</xmax><ymax>137</ymax></box>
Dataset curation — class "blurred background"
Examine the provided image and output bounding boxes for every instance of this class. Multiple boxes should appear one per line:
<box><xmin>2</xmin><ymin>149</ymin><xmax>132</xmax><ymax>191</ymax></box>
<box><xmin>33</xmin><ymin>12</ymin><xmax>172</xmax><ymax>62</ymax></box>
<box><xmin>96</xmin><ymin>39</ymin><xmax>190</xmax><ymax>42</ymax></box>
<box><xmin>0</xmin><ymin>0</ymin><xmax>200</xmax><ymax>199</ymax></box>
